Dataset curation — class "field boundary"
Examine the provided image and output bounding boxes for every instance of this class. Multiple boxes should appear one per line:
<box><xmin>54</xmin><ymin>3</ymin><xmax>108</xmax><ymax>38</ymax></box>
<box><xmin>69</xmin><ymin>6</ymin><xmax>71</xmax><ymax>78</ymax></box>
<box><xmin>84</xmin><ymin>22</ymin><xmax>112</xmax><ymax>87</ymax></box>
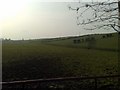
<box><xmin>1</xmin><ymin>75</ymin><xmax>120</xmax><ymax>90</ymax></box>
<box><xmin>44</xmin><ymin>43</ymin><xmax>119</xmax><ymax>52</ymax></box>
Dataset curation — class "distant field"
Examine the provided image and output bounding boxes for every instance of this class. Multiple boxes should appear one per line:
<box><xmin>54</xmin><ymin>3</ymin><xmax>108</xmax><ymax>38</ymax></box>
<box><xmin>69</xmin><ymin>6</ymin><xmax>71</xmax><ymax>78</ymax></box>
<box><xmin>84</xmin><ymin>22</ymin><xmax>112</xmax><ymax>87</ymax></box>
<box><xmin>42</xmin><ymin>33</ymin><xmax>118</xmax><ymax>50</ymax></box>
<box><xmin>2</xmin><ymin>33</ymin><xmax>119</xmax><ymax>82</ymax></box>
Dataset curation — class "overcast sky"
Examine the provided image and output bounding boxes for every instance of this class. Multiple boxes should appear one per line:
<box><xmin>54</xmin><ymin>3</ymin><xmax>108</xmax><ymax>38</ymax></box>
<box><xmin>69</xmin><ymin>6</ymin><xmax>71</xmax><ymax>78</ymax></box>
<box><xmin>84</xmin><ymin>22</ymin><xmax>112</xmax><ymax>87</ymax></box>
<box><xmin>0</xmin><ymin>0</ymin><xmax>116</xmax><ymax>40</ymax></box>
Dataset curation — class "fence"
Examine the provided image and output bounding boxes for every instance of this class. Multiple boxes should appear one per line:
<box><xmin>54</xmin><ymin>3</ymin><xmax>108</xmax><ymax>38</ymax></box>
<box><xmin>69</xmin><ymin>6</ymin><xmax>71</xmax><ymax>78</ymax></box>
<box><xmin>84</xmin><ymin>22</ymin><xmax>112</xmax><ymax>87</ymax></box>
<box><xmin>1</xmin><ymin>75</ymin><xmax>120</xmax><ymax>90</ymax></box>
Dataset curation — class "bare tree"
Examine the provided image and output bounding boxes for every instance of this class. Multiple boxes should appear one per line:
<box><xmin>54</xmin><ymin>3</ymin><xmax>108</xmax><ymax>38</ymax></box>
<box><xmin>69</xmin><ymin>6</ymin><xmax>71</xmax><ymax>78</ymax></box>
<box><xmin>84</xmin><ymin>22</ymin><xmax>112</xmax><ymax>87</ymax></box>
<box><xmin>69</xmin><ymin>0</ymin><xmax>120</xmax><ymax>33</ymax></box>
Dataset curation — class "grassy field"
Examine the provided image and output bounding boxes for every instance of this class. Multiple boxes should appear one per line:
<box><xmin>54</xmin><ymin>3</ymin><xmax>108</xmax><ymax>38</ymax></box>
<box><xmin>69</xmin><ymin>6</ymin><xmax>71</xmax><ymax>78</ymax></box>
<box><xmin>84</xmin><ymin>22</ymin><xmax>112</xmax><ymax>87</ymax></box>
<box><xmin>2</xmin><ymin>33</ymin><xmax>119</xmax><ymax>82</ymax></box>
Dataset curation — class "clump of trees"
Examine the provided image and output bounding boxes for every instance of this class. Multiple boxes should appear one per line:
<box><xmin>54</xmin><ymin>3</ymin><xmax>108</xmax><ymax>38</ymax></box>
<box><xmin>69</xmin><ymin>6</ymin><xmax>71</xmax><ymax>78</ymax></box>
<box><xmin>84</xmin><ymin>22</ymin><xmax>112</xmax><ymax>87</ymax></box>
<box><xmin>73</xmin><ymin>39</ymin><xmax>81</xmax><ymax>43</ymax></box>
<box><xmin>2</xmin><ymin>38</ymin><xmax>11</xmax><ymax>41</ymax></box>
<box><xmin>73</xmin><ymin>36</ymin><xmax>96</xmax><ymax>49</ymax></box>
<box><xmin>102</xmin><ymin>33</ymin><xmax>113</xmax><ymax>38</ymax></box>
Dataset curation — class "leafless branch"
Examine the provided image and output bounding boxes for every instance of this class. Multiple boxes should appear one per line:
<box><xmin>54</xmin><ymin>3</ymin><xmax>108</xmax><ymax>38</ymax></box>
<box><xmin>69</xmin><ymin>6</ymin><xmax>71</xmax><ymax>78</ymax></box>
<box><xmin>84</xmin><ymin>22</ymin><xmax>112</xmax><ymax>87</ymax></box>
<box><xmin>84</xmin><ymin>23</ymin><xmax>119</xmax><ymax>32</ymax></box>
<box><xmin>69</xmin><ymin>0</ymin><xmax>119</xmax><ymax>32</ymax></box>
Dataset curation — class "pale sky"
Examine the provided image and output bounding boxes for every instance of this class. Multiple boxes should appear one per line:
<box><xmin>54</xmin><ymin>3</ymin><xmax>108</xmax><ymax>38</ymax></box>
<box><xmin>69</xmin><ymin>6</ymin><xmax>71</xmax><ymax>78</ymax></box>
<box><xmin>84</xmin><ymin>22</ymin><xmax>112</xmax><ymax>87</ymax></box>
<box><xmin>0</xmin><ymin>0</ymin><xmax>116</xmax><ymax>40</ymax></box>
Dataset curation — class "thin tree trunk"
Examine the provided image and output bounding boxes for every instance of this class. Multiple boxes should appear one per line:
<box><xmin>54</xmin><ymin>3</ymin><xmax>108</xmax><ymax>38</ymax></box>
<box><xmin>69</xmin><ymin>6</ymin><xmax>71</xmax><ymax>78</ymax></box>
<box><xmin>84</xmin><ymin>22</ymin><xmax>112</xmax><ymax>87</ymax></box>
<box><xmin>118</xmin><ymin>1</ymin><xmax>120</xmax><ymax>29</ymax></box>
<box><xmin>118</xmin><ymin>1</ymin><xmax>120</xmax><ymax>89</ymax></box>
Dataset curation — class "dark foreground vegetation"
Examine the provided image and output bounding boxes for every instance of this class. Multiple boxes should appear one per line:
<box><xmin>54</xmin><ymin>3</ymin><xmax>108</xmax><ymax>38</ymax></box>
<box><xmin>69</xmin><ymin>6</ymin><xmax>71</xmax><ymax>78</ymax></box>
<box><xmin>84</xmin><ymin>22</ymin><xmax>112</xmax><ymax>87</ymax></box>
<box><xmin>2</xmin><ymin>33</ymin><xmax>120</xmax><ymax>89</ymax></box>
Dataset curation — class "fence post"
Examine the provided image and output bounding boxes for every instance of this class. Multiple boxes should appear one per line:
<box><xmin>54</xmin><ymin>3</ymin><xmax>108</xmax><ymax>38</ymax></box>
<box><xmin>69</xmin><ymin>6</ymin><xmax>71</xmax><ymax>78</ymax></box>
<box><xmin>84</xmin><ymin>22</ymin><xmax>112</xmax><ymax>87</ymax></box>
<box><xmin>21</xmin><ymin>83</ymin><xmax>25</xmax><ymax>90</ymax></box>
<box><xmin>94</xmin><ymin>78</ymin><xmax>97</xmax><ymax>90</ymax></box>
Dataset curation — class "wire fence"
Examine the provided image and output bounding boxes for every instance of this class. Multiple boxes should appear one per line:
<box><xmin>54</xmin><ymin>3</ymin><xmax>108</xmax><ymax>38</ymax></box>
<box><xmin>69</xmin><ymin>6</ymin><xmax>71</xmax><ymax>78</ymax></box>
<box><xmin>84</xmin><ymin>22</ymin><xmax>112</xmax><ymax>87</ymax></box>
<box><xmin>1</xmin><ymin>75</ymin><xmax>120</xmax><ymax>90</ymax></box>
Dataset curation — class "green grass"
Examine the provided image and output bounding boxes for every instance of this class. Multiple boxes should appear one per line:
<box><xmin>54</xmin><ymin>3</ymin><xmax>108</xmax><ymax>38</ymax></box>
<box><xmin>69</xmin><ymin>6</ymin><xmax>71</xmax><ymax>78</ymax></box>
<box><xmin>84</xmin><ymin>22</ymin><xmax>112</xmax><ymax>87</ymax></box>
<box><xmin>2</xmin><ymin>33</ymin><xmax>119</xmax><ymax>82</ymax></box>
